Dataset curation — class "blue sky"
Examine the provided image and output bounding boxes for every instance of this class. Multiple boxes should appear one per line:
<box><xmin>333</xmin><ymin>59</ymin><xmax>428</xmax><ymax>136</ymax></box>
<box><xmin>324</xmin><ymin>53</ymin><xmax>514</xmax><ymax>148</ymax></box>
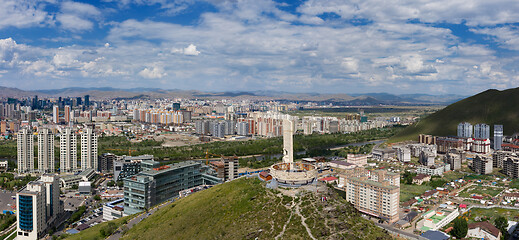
<box><xmin>0</xmin><ymin>0</ymin><xmax>519</xmax><ymax>95</ymax></box>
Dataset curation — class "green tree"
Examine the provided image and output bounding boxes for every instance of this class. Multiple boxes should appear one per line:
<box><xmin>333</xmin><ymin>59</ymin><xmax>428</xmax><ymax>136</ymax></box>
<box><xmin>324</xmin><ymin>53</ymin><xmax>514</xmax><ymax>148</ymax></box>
<box><xmin>494</xmin><ymin>216</ymin><xmax>509</xmax><ymax>239</ymax></box>
<box><xmin>451</xmin><ymin>217</ymin><xmax>468</xmax><ymax>239</ymax></box>
<box><xmin>93</xmin><ymin>195</ymin><xmax>101</xmax><ymax>201</ymax></box>
<box><xmin>402</xmin><ymin>171</ymin><xmax>416</xmax><ymax>185</ymax></box>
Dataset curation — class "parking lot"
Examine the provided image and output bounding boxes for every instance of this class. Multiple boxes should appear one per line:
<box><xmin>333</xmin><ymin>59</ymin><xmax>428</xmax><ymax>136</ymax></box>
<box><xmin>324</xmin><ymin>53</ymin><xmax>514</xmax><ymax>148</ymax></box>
<box><xmin>63</xmin><ymin>195</ymin><xmax>86</xmax><ymax>211</ymax></box>
<box><xmin>0</xmin><ymin>190</ymin><xmax>16</xmax><ymax>213</ymax></box>
<box><xmin>74</xmin><ymin>207</ymin><xmax>104</xmax><ymax>230</ymax></box>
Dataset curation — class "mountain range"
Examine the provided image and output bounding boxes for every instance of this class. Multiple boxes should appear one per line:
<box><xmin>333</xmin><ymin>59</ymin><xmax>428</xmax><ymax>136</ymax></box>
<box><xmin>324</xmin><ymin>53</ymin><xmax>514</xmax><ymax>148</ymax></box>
<box><xmin>0</xmin><ymin>86</ymin><xmax>463</xmax><ymax>105</ymax></box>
<box><xmin>391</xmin><ymin>87</ymin><xmax>519</xmax><ymax>142</ymax></box>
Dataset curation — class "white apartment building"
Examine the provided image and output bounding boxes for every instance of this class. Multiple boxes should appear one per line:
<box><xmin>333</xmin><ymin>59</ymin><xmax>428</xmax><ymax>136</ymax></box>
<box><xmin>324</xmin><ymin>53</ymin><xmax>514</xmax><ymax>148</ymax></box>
<box><xmin>396</xmin><ymin>147</ymin><xmax>411</xmax><ymax>162</ymax></box>
<box><xmin>60</xmin><ymin>128</ymin><xmax>77</xmax><ymax>173</ymax></box>
<box><xmin>37</xmin><ymin>128</ymin><xmax>54</xmax><ymax>173</ymax></box>
<box><xmin>81</xmin><ymin>128</ymin><xmax>98</xmax><ymax>171</ymax></box>
<box><xmin>17</xmin><ymin>128</ymin><xmax>34</xmax><ymax>174</ymax></box>
<box><xmin>16</xmin><ymin>174</ymin><xmax>62</xmax><ymax>240</ymax></box>
<box><xmin>346</xmin><ymin>170</ymin><xmax>400</xmax><ymax>223</ymax></box>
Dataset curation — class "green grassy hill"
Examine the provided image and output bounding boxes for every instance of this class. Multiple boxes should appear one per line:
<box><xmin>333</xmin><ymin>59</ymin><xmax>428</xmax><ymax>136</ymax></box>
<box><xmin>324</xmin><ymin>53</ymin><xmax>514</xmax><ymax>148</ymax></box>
<box><xmin>390</xmin><ymin>88</ymin><xmax>519</xmax><ymax>142</ymax></box>
<box><xmin>119</xmin><ymin>178</ymin><xmax>390</xmax><ymax>240</ymax></box>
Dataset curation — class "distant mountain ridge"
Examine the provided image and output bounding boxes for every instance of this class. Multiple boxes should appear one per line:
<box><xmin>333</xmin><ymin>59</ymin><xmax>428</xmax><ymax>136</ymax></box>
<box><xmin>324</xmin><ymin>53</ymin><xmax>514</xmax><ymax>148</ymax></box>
<box><xmin>390</xmin><ymin>87</ymin><xmax>519</xmax><ymax>142</ymax></box>
<box><xmin>0</xmin><ymin>86</ymin><xmax>463</xmax><ymax>105</ymax></box>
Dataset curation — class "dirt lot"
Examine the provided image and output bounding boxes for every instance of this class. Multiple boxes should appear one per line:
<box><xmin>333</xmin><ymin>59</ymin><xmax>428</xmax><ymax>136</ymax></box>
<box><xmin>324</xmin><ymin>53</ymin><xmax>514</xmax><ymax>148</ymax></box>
<box><xmin>154</xmin><ymin>133</ymin><xmax>202</xmax><ymax>147</ymax></box>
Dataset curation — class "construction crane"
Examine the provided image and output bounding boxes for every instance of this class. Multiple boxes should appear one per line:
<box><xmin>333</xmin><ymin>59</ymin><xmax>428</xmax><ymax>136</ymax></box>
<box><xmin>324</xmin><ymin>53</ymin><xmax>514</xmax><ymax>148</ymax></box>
<box><xmin>106</xmin><ymin>148</ymin><xmax>137</xmax><ymax>156</ymax></box>
<box><xmin>205</xmin><ymin>151</ymin><xmax>223</xmax><ymax>165</ymax></box>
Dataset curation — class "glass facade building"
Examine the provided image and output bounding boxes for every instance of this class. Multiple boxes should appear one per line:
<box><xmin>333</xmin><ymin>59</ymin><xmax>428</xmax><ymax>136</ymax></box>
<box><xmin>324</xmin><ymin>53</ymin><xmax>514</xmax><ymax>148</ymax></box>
<box><xmin>123</xmin><ymin>161</ymin><xmax>202</xmax><ymax>215</ymax></box>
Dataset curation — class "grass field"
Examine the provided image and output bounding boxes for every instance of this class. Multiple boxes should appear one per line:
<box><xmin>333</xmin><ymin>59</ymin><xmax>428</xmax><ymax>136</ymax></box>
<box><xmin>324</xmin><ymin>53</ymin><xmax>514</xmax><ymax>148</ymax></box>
<box><xmin>458</xmin><ymin>186</ymin><xmax>504</xmax><ymax>199</ymax></box>
<box><xmin>120</xmin><ymin>178</ymin><xmax>390</xmax><ymax>240</ymax></box>
<box><xmin>467</xmin><ymin>208</ymin><xmax>519</xmax><ymax>224</ymax></box>
<box><xmin>399</xmin><ymin>184</ymin><xmax>434</xmax><ymax>202</ymax></box>
<box><xmin>442</xmin><ymin>171</ymin><xmax>466</xmax><ymax>182</ymax></box>
<box><xmin>63</xmin><ymin>215</ymin><xmax>132</xmax><ymax>240</ymax></box>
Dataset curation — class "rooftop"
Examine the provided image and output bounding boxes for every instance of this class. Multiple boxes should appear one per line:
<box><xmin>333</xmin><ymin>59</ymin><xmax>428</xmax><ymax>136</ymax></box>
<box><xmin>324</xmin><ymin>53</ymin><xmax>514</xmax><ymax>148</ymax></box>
<box><xmin>348</xmin><ymin>177</ymin><xmax>399</xmax><ymax>190</ymax></box>
<box><xmin>468</xmin><ymin>221</ymin><xmax>501</xmax><ymax>238</ymax></box>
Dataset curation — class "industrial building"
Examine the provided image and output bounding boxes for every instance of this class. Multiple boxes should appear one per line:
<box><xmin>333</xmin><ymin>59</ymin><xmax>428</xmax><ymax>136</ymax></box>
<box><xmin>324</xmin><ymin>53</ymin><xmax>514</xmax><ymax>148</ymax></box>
<box><xmin>123</xmin><ymin>161</ymin><xmax>203</xmax><ymax>215</ymax></box>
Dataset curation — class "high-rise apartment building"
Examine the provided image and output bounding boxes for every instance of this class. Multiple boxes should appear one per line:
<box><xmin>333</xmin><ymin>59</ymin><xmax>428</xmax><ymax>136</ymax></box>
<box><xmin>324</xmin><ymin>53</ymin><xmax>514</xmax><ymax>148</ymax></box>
<box><xmin>40</xmin><ymin>174</ymin><xmax>61</xmax><ymax>224</ymax></box>
<box><xmin>84</xmin><ymin>95</ymin><xmax>90</xmax><ymax>107</ymax></box>
<box><xmin>237</xmin><ymin>122</ymin><xmax>249</xmax><ymax>136</ymax></box>
<box><xmin>474</xmin><ymin>123</ymin><xmax>490</xmax><ymax>139</ymax></box>
<box><xmin>16</xmin><ymin>174</ymin><xmax>62</xmax><ymax>240</ymax></box>
<box><xmin>64</xmin><ymin>105</ymin><xmax>71</xmax><ymax>123</ymax></box>
<box><xmin>17</xmin><ymin>128</ymin><xmax>34</xmax><ymax>174</ymax></box>
<box><xmin>346</xmin><ymin>170</ymin><xmax>400</xmax><ymax>223</ymax></box>
<box><xmin>37</xmin><ymin>128</ymin><xmax>54</xmax><ymax>173</ymax></box>
<box><xmin>81</xmin><ymin>128</ymin><xmax>97</xmax><ymax>171</ymax></box>
<box><xmin>52</xmin><ymin>105</ymin><xmax>59</xmax><ymax>123</ymax></box>
<box><xmin>457</xmin><ymin>122</ymin><xmax>473</xmax><ymax>138</ymax></box>
<box><xmin>494</xmin><ymin>125</ymin><xmax>503</xmax><ymax>150</ymax></box>
<box><xmin>60</xmin><ymin>128</ymin><xmax>77</xmax><ymax>173</ymax></box>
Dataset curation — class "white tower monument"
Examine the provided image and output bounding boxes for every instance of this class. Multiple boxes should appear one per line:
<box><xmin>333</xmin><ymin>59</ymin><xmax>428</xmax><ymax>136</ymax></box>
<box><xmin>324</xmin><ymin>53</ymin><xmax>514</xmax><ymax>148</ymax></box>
<box><xmin>282</xmin><ymin>119</ymin><xmax>294</xmax><ymax>165</ymax></box>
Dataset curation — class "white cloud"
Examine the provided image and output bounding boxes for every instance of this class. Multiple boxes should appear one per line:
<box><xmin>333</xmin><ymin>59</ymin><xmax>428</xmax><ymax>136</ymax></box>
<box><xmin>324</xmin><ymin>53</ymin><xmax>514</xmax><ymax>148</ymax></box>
<box><xmin>471</xmin><ymin>26</ymin><xmax>519</xmax><ymax>50</ymax></box>
<box><xmin>1</xmin><ymin>0</ymin><xmax>519</xmax><ymax>94</ymax></box>
<box><xmin>341</xmin><ymin>57</ymin><xmax>359</xmax><ymax>73</ymax></box>
<box><xmin>61</xmin><ymin>1</ymin><xmax>101</xmax><ymax>16</ymax></box>
<box><xmin>57</xmin><ymin>1</ymin><xmax>101</xmax><ymax>31</ymax></box>
<box><xmin>0</xmin><ymin>0</ymin><xmax>51</xmax><ymax>29</ymax></box>
<box><xmin>139</xmin><ymin>66</ymin><xmax>167</xmax><ymax>79</ymax></box>
<box><xmin>57</xmin><ymin>14</ymin><xmax>94</xmax><ymax>31</ymax></box>
<box><xmin>297</xmin><ymin>0</ymin><xmax>519</xmax><ymax>26</ymax></box>
<box><xmin>171</xmin><ymin>44</ymin><xmax>201</xmax><ymax>56</ymax></box>
<box><xmin>183</xmin><ymin>44</ymin><xmax>200</xmax><ymax>56</ymax></box>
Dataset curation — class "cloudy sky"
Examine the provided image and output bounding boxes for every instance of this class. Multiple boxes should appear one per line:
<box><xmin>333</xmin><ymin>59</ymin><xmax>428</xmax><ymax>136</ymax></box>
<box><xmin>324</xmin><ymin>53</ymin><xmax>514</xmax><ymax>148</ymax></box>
<box><xmin>0</xmin><ymin>0</ymin><xmax>518</xmax><ymax>95</ymax></box>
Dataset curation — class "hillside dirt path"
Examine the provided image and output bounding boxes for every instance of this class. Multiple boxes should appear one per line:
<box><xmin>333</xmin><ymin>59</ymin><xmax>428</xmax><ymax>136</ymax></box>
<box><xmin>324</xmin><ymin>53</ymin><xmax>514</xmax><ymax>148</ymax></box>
<box><xmin>295</xmin><ymin>201</ymin><xmax>317</xmax><ymax>240</ymax></box>
<box><xmin>275</xmin><ymin>199</ymin><xmax>295</xmax><ymax>240</ymax></box>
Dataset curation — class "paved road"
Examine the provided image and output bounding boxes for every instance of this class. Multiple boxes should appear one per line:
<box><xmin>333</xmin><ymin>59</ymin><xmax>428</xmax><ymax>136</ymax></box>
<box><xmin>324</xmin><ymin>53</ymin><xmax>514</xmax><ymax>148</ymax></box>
<box><xmin>107</xmin><ymin>200</ymin><xmax>175</xmax><ymax>240</ymax></box>
<box><xmin>375</xmin><ymin>222</ymin><xmax>427</xmax><ymax>240</ymax></box>
<box><xmin>4</xmin><ymin>228</ymin><xmax>15</xmax><ymax>240</ymax></box>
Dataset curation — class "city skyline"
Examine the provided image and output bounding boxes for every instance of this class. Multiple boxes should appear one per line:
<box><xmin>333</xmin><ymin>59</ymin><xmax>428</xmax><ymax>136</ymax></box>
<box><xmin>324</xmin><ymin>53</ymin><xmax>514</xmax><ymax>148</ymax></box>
<box><xmin>0</xmin><ymin>0</ymin><xmax>518</xmax><ymax>95</ymax></box>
